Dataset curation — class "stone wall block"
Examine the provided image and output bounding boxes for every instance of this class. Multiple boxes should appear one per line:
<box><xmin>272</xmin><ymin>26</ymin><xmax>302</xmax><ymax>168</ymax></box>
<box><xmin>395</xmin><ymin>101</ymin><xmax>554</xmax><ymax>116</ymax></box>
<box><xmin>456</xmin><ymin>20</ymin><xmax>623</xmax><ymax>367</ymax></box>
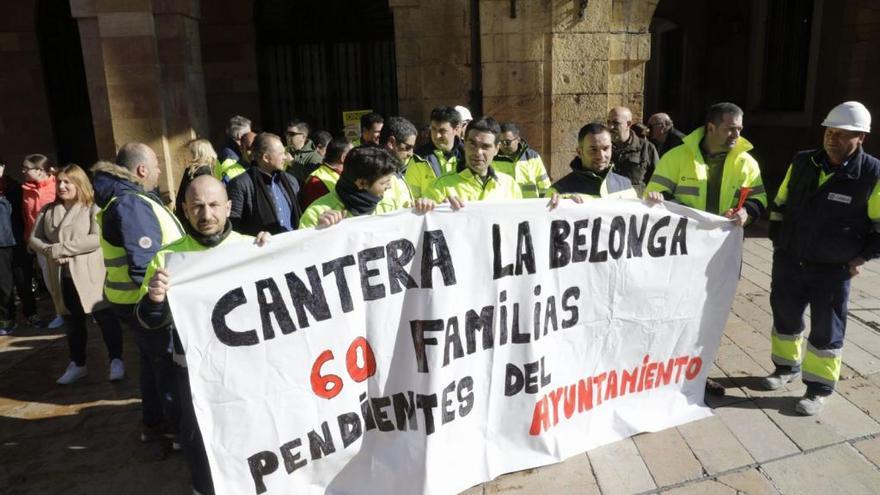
<box><xmin>552</xmin><ymin>33</ymin><xmax>609</xmax><ymax>60</ymax></box>
<box><xmin>482</xmin><ymin>0</ymin><xmax>550</xmax><ymax>34</ymax></box>
<box><xmin>611</xmin><ymin>0</ymin><xmax>659</xmax><ymax>33</ymax></box>
<box><xmin>551</xmin><ymin>0</ymin><xmax>612</xmax><ymax>33</ymax></box>
<box><xmin>482</xmin><ymin>33</ymin><xmax>544</xmax><ymax>63</ymax></box>
<box><xmin>421</xmin><ymin>64</ymin><xmax>471</xmax><ymax>100</ymax></box>
<box><xmin>418</xmin><ymin>37</ymin><xmax>469</xmax><ymax>65</ymax></box>
<box><xmin>483</xmin><ymin>94</ymin><xmax>544</xmax><ymax>123</ymax></box>
<box><xmin>552</xmin><ymin>59</ymin><xmax>609</xmax><ymax>94</ymax></box>
<box><xmin>97</xmin><ymin>12</ymin><xmax>155</xmax><ymax>37</ymax></box>
<box><xmin>107</xmin><ymin>82</ymin><xmax>163</xmax><ymax>119</ymax></box>
<box><xmin>551</xmin><ymin>93</ymin><xmax>608</xmax><ymax>122</ymax></box>
<box><xmin>93</xmin><ymin>0</ymin><xmax>152</xmax><ymax>14</ymax></box>
<box><xmin>609</xmin><ymin>32</ymin><xmax>651</xmax><ymax>61</ymax></box>
<box><xmin>608</xmin><ymin>60</ymin><xmax>644</xmax><ymax>93</ymax></box>
<box><xmin>101</xmin><ymin>36</ymin><xmax>158</xmax><ymax>68</ymax></box>
<box><xmin>482</xmin><ymin>61</ymin><xmax>543</xmax><ymax>97</ymax></box>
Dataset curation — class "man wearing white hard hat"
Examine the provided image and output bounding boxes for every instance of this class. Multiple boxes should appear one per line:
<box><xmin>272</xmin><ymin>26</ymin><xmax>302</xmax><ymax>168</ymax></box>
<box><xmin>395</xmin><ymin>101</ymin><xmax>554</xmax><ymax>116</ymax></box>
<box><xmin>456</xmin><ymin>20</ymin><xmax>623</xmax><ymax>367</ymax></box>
<box><xmin>763</xmin><ymin>101</ymin><xmax>880</xmax><ymax>415</ymax></box>
<box><xmin>455</xmin><ymin>105</ymin><xmax>473</xmax><ymax>139</ymax></box>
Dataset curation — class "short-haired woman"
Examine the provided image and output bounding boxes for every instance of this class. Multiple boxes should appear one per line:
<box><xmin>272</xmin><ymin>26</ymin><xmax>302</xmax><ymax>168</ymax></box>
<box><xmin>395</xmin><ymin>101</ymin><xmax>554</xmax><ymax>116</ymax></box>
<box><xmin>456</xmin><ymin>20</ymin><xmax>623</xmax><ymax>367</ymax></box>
<box><xmin>29</xmin><ymin>164</ymin><xmax>125</xmax><ymax>384</ymax></box>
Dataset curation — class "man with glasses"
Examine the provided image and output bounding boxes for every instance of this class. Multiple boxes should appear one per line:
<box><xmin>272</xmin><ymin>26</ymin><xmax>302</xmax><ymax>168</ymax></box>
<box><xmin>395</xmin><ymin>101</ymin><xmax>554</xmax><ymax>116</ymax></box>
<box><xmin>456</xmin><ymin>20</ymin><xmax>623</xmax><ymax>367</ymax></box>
<box><xmin>284</xmin><ymin>118</ymin><xmax>323</xmax><ymax>186</ymax></box>
<box><xmin>607</xmin><ymin>106</ymin><xmax>659</xmax><ymax>193</ymax></box>
<box><xmin>378</xmin><ymin>116</ymin><xmax>420</xmax><ymax>208</ymax></box>
<box><xmin>494</xmin><ymin>122</ymin><xmax>551</xmax><ymax>198</ymax></box>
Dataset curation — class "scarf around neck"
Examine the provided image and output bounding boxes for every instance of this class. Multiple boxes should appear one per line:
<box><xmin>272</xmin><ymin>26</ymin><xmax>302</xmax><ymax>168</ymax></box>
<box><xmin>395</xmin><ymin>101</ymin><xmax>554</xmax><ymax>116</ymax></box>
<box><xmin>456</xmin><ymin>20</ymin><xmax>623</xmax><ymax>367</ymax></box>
<box><xmin>335</xmin><ymin>175</ymin><xmax>382</xmax><ymax>216</ymax></box>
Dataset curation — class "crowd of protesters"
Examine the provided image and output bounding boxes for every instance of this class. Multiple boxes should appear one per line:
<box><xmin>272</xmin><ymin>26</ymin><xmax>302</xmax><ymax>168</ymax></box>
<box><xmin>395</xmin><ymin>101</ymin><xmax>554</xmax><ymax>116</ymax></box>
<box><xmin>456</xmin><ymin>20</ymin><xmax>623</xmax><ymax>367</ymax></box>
<box><xmin>0</xmin><ymin>99</ymin><xmax>876</xmax><ymax>494</ymax></box>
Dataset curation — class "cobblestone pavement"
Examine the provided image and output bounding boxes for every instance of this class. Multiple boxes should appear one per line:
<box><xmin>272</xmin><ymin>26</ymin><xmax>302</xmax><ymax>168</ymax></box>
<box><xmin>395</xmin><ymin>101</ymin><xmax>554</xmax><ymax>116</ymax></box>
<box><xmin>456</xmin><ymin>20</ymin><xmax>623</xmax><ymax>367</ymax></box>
<box><xmin>2</xmin><ymin>238</ymin><xmax>880</xmax><ymax>494</ymax></box>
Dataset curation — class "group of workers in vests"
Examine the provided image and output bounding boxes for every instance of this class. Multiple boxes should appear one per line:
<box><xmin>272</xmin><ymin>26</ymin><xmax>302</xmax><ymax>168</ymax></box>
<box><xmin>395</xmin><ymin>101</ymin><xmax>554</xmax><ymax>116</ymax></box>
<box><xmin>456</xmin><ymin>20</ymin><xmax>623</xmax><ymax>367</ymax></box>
<box><xmin>87</xmin><ymin>99</ymin><xmax>876</xmax><ymax>494</ymax></box>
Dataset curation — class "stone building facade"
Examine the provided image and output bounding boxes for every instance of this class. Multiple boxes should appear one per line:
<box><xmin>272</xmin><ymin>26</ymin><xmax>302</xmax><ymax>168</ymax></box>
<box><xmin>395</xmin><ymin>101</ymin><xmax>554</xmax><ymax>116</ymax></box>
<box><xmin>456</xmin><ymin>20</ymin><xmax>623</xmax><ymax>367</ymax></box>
<box><xmin>1</xmin><ymin>0</ymin><xmax>878</xmax><ymax>200</ymax></box>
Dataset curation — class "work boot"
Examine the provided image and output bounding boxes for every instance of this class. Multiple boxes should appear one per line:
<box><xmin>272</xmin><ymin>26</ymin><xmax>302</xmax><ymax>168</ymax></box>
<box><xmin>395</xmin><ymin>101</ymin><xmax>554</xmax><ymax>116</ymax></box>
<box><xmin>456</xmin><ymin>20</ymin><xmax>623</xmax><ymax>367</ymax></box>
<box><xmin>795</xmin><ymin>393</ymin><xmax>827</xmax><ymax>416</ymax></box>
<box><xmin>761</xmin><ymin>369</ymin><xmax>800</xmax><ymax>390</ymax></box>
<box><xmin>705</xmin><ymin>378</ymin><xmax>726</xmax><ymax>397</ymax></box>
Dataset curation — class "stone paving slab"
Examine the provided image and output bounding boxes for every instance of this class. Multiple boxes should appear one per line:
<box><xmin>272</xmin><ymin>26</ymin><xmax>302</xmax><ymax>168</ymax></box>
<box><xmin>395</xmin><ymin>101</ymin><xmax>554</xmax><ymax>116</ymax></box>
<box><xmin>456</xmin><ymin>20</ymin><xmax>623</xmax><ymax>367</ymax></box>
<box><xmin>633</xmin><ymin>427</ymin><xmax>702</xmax><ymax>487</ymax></box>
<box><xmin>588</xmin><ymin>439</ymin><xmax>656</xmax><ymax>494</ymax></box>
<box><xmin>761</xmin><ymin>443</ymin><xmax>880</xmax><ymax>495</ymax></box>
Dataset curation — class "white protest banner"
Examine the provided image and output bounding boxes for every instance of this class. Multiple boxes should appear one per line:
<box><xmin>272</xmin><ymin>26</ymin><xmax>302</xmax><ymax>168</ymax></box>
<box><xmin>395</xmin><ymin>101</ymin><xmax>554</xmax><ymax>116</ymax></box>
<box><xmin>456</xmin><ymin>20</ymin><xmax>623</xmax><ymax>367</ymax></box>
<box><xmin>166</xmin><ymin>199</ymin><xmax>742</xmax><ymax>495</ymax></box>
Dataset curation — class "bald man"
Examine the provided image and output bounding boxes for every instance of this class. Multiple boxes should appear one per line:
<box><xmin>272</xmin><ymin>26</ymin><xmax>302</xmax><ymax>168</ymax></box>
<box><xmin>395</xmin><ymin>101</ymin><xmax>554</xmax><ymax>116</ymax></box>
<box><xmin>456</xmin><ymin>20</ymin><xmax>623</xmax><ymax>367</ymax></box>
<box><xmin>607</xmin><ymin>107</ymin><xmax>659</xmax><ymax>192</ymax></box>
<box><xmin>92</xmin><ymin>142</ymin><xmax>186</xmax><ymax>443</ymax></box>
<box><xmin>647</xmin><ymin>112</ymin><xmax>686</xmax><ymax>157</ymax></box>
<box><xmin>136</xmin><ymin>175</ymin><xmax>269</xmax><ymax>495</ymax></box>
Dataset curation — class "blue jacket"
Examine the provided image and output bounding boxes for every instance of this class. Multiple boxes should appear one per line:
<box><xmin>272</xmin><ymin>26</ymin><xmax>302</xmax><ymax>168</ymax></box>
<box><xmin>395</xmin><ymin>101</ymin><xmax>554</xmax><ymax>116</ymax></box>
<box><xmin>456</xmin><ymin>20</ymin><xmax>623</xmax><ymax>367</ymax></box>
<box><xmin>218</xmin><ymin>138</ymin><xmax>241</xmax><ymax>165</ymax></box>
<box><xmin>0</xmin><ymin>177</ymin><xmax>23</xmax><ymax>248</ymax></box>
<box><xmin>92</xmin><ymin>162</ymin><xmax>168</xmax><ymax>287</ymax></box>
<box><xmin>415</xmin><ymin>137</ymin><xmax>465</xmax><ymax>178</ymax></box>
<box><xmin>771</xmin><ymin>147</ymin><xmax>880</xmax><ymax>264</ymax></box>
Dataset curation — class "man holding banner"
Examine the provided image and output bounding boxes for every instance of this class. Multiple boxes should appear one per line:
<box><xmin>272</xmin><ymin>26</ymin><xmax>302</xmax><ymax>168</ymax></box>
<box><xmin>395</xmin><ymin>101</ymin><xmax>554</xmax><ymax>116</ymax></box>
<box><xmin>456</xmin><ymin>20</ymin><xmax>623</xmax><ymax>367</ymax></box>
<box><xmin>137</xmin><ymin>175</ymin><xmax>271</xmax><ymax>495</ymax></box>
<box><xmin>298</xmin><ymin>146</ymin><xmax>434</xmax><ymax>229</ymax></box>
<box><xmin>423</xmin><ymin>116</ymin><xmax>522</xmax><ymax>206</ymax></box>
<box><xmin>548</xmin><ymin>122</ymin><xmax>638</xmax><ymax>199</ymax></box>
<box><xmin>646</xmin><ymin>102</ymin><xmax>767</xmax><ymax>396</ymax></box>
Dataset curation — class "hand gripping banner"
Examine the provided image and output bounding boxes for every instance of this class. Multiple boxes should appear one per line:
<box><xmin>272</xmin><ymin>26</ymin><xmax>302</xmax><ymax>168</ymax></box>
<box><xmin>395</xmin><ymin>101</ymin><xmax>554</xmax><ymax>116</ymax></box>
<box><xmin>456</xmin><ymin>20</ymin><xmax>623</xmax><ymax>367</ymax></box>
<box><xmin>166</xmin><ymin>199</ymin><xmax>743</xmax><ymax>495</ymax></box>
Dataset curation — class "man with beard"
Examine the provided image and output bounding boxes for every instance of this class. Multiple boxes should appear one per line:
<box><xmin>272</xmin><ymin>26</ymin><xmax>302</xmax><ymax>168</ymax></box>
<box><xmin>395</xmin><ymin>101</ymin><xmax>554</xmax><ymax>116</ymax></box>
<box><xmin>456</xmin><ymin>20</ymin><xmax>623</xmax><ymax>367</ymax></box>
<box><xmin>423</xmin><ymin>116</ymin><xmax>521</xmax><ymax>205</ymax></box>
<box><xmin>548</xmin><ymin>122</ymin><xmax>637</xmax><ymax>199</ymax></box>
<box><xmin>136</xmin><ymin>175</ymin><xmax>270</xmax><ymax>495</ymax></box>
<box><xmin>646</xmin><ymin>102</ymin><xmax>767</xmax><ymax>398</ymax></box>
<box><xmin>607</xmin><ymin>106</ymin><xmax>659</xmax><ymax>191</ymax></box>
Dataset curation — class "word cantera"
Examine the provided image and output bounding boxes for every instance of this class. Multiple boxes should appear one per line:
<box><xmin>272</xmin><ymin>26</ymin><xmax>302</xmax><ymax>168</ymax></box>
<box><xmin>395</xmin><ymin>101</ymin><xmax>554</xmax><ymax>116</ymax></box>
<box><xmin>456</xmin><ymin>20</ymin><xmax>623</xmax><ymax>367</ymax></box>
<box><xmin>210</xmin><ymin>230</ymin><xmax>457</xmax><ymax>347</ymax></box>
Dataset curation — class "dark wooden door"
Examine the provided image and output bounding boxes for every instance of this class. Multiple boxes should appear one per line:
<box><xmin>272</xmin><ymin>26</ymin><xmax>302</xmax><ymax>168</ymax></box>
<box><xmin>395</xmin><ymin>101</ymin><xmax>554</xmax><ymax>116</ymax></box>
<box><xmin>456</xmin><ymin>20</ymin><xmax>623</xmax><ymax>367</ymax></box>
<box><xmin>255</xmin><ymin>0</ymin><xmax>399</xmax><ymax>135</ymax></box>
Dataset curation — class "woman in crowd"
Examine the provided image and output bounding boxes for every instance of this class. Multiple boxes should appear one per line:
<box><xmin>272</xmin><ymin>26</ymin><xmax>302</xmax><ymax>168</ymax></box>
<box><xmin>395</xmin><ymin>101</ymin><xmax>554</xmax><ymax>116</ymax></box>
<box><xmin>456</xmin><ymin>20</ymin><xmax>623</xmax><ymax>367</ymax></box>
<box><xmin>175</xmin><ymin>139</ymin><xmax>218</xmax><ymax>224</ymax></box>
<box><xmin>21</xmin><ymin>154</ymin><xmax>63</xmax><ymax>328</ymax></box>
<box><xmin>29</xmin><ymin>164</ymin><xmax>125</xmax><ymax>384</ymax></box>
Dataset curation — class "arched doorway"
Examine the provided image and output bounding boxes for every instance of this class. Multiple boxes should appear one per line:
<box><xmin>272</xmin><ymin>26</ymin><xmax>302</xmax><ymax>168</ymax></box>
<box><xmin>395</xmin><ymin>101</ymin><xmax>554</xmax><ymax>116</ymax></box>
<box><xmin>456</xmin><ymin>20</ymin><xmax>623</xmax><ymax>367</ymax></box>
<box><xmin>36</xmin><ymin>0</ymin><xmax>97</xmax><ymax>167</ymax></box>
<box><xmin>254</xmin><ymin>0</ymin><xmax>399</xmax><ymax>135</ymax></box>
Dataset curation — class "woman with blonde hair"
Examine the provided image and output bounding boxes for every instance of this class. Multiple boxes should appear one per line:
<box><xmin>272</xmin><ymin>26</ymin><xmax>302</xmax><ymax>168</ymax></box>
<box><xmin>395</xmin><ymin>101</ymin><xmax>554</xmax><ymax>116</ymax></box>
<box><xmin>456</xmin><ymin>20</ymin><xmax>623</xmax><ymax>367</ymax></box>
<box><xmin>174</xmin><ymin>138</ymin><xmax>218</xmax><ymax>224</ymax></box>
<box><xmin>29</xmin><ymin>164</ymin><xmax>124</xmax><ymax>384</ymax></box>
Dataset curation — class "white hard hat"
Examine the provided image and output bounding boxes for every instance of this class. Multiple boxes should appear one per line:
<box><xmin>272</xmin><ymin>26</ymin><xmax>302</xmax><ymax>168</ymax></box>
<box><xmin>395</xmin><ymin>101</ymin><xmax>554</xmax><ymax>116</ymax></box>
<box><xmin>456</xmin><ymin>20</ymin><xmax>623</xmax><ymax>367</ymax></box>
<box><xmin>454</xmin><ymin>105</ymin><xmax>473</xmax><ymax>122</ymax></box>
<box><xmin>821</xmin><ymin>101</ymin><xmax>871</xmax><ymax>133</ymax></box>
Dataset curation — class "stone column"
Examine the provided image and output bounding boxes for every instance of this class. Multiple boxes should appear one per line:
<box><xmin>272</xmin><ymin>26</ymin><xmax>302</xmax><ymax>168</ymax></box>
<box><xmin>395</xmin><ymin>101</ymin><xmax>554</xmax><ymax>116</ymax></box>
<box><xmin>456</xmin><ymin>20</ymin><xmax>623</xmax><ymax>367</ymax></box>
<box><xmin>70</xmin><ymin>0</ymin><xmax>210</xmax><ymax>199</ymax></box>
<box><xmin>389</xmin><ymin>0</ymin><xmax>472</xmax><ymax>125</ymax></box>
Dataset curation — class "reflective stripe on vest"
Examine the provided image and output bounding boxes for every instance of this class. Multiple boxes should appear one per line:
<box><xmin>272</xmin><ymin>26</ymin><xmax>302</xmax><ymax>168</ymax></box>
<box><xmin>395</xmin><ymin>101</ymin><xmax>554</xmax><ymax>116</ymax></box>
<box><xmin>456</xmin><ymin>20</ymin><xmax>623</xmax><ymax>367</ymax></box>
<box><xmin>214</xmin><ymin>158</ymin><xmax>246</xmax><ymax>182</ymax></box>
<box><xmin>771</xmin><ymin>329</ymin><xmax>804</xmax><ymax>368</ymax></box>
<box><xmin>98</xmin><ymin>194</ymin><xmax>184</xmax><ymax>305</ymax></box>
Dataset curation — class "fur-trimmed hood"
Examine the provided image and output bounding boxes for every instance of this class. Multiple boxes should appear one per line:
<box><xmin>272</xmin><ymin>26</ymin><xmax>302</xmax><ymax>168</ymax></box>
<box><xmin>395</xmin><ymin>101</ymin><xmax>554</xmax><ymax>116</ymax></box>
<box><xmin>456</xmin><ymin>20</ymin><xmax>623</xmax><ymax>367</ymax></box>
<box><xmin>91</xmin><ymin>161</ymin><xmax>144</xmax><ymax>208</ymax></box>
